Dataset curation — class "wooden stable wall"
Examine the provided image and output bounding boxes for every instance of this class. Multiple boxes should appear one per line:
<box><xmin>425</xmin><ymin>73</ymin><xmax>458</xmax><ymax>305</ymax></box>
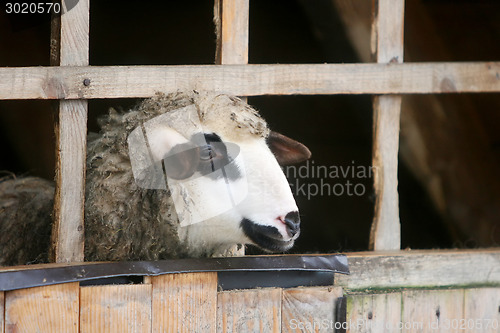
<box><xmin>1</xmin><ymin>0</ymin><xmax>500</xmax><ymax>332</ymax></box>
<box><xmin>1</xmin><ymin>249</ymin><xmax>500</xmax><ymax>332</ymax></box>
<box><xmin>0</xmin><ymin>272</ymin><xmax>343</xmax><ymax>333</ymax></box>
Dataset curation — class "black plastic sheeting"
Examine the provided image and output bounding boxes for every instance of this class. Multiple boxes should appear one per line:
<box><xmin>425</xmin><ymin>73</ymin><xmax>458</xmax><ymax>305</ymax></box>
<box><xmin>0</xmin><ymin>254</ymin><xmax>348</xmax><ymax>291</ymax></box>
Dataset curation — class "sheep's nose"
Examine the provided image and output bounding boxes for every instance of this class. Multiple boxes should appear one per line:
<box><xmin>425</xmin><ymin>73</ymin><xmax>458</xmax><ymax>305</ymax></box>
<box><xmin>284</xmin><ymin>211</ymin><xmax>300</xmax><ymax>237</ymax></box>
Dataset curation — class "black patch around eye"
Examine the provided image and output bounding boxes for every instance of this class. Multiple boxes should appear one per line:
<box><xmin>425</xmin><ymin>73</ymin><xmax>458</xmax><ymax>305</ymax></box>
<box><xmin>190</xmin><ymin>133</ymin><xmax>242</xmax><ymax>181</ymax></box>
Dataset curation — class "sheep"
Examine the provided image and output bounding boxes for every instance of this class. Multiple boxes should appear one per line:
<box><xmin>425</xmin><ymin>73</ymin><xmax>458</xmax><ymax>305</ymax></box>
<box><xmin>0</xmin><ymin>91</ymin><xmax>311</xmax><ymax>266</ymax></box>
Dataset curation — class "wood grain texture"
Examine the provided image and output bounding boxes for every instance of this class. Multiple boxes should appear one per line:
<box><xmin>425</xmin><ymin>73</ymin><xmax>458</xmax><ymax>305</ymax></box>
<box><xmin>0</xmin><ymin>62</ymin><xmax>498</xmax><ymax>100</ymax></box>
<box><xmin>346</xmin><ymin>293</ymin><xmax>402</xmax><ymax>333</ymax></box>
<box><xmin>151</xmin><ymin>272</ymin><xmax>217</xmax><ymax>333</ymax></box>
<box><xmin>80</xmin><ymin>284</ymin><xmax>151</xmax><ymax>333</ymax></box>
<box><xmin>49</xmin><ymin>0</ymin><xmax>89</xmax><ymax>263</ymax></box>
<box><xmin>217</xmin><ymin>288</ymin><xmax>282</xmax><ymax>333</ymax></box>
<box><xmin>0</xmin><ymin>292</ymin><xmax>4</xmax><ymax>333</ymax></box>
<box><xmin>402</xmin><ymin>289</ymin><xmax>464</xmax><ymax>333</ymax></box>
<box><xmin>219</xmin><ymin>0</ymin><xmax>249</xmax><ymax>65</ymax></box>
<box><xmin>214</xmin><ymin>0</ymin><xmax>248</xmax><ymax>255</ymax></box>
<box><xmin>370</xmin><ymin>95</ymin><xmax>402</xmax><ymax>250</ymax></box>
<box><xmin>464</xmin><ymin>288</ymin><xmax>500</xmax><ymax>333</ymax></box>
<box><xmin>282</xmin><ymin>286</ymin><xmax>343</xmax><ymax>332</ymax></box>
<box><xmin>369</xmin><ymin>0</ymin><xmax>405</xmax><ymax>251</ymax></box>
<box><xmin>5</xmin><ymin>282</ymin><xmax>79</xmax><ymax>333</ymax></box>
<box><xmin>335</xmin><ymin>249</ymin><xmax>500</xmax><ymax>291</ymax></box>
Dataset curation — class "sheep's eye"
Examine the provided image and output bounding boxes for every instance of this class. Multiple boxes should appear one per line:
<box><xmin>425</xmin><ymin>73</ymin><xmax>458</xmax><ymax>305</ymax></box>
<box><xmin>199</xmin><ymin>145</ymin><xmax>214</xmax><ymax>161</ymax></box>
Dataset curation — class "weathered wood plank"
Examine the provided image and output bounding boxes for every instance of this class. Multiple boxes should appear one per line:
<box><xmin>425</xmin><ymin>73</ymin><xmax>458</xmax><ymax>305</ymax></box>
<box><xmin>335</xmin><ymin>249</ymin><xmax>500</xmax><ymax>291</ymax></box>
<box><xmin>0</xmin><ymin>62</ymin><xmax>498</xmax><ymax>100</ymax></box>
<box><xmin>369</xmin><ymin>0</ymin><xmax>405</xmax><ymax>251</ymax></box>
<box><xmin>217</xmin><ymin>288</ymin><xmax>282</xmax><ymax>333</ymax></box>
<box><xmin>0</xmin><ymin>292</ymin><xmax>4</xmax><ymax>333</ymax></box>
<box><xmin>5</xmin><ymin>282</ymin><xmax>79</xmax><ymax>333</ymax></box>
<box><xmin>282</xmin><ymin>286</ymin><xmax>343</xmax><ymax>332</ymax></box>
<box><xmin>214</xmin><ymin>0</ymin><xmax>249</xmax><ymax>256</ymax></box>
<box><xmin>214</xmin><ymin>0</ymin><xmax>249</xmax><ymax>65</ymax></box>
<box><xmin>49</xmin><ymin>0</ymin><xmax>89</xmax><ymax>263</ymax></box>
<box><xmin>464</xmin><ymin>288</ymin><xmax>500</xmax><ymax>333</ymax></box>
<box><xmin>80</xmin><ymin>284</ymin><xmax>151</xmax><ymax>333</ymax></box>
<box><xmin>402</xmin><ymin>289</ymin><xmax>464</xmax><ymax>333</ymax></box>
<box><xmin>151</xmin><ymin>272</ymin><xmax>217</xmax><ymax>333</ymax></box>
<box><xmin>346</xmin><ymin>293</ymin><xmax>402</xmax><ymax>333</ymax></box>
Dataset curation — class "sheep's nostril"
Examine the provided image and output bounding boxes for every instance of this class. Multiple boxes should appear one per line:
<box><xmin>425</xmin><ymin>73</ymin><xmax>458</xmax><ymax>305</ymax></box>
<box><xmin>284</xmin><ymin>211</ymin><xmax>300</xmax><ymax>237</ymax></box>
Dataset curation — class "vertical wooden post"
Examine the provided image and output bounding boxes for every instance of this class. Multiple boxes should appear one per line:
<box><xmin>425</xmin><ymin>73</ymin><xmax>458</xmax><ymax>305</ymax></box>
<box><xmin>369</xmin><ymin>0</ymin><xmax>405</xmax><ymax>251</ymax></box>
<box><xmin>214</xmin><ymin>0</ymin><xmax>249</xmax><ymax>66</ymax></box>
<box><xmin>49</xmin><ymin>0</ymin><xmax>90</xmax><ymax>262</ymax></box>
<box><xmin>214</xmin><ymin>0</ymin><xmax>249</xmax><ymax>256</ymax></box>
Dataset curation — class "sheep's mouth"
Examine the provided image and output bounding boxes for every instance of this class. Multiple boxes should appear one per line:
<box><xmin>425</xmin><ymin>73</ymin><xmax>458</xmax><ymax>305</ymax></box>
<box><xmin>240</xmin><ymin>218</ymin><xmax>298</xmax><ymax>252</ymax></box>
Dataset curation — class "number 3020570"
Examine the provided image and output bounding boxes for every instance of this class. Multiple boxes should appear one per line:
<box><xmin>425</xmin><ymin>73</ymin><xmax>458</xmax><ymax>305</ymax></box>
<box><xmin>5</xmin><ymin>2</ymin><xmax>61</xmax><ymax>14</ymax></box>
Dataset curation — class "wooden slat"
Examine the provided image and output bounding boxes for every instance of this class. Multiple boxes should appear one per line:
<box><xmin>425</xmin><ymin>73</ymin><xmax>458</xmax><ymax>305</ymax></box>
<box><xmin>214</xmin><ymin>0</ymin><xmax>249</xmax><ymax>65</ymax></box>
<box><xmin>464</xmin><ymin>288</ymin><xmax>500</xmax><ymax>333</ymax></box>
<box><xmin>80</xmin><ymin>284</ymin><xmax>151</xmax><ymax>333</ymax></box>
<box><xmin>0</xmin><ymin>292</ymin><xmax>4</xmax><ymax>333</ymax></box>
<box><xmin>5</xmin><ymin>282</ymin><xmax>79</xmax><ymax>333</ymax></box>
<box><xmin>217</xmin><ymin>288</ymin><xmax>282</xmax><ymax>333</ymax></box>
<box><xmin>282</xmin><ymin>286</ymin><xmax>343</xmax><ymax>332</ymax></box>
<box><xmin>214</xmin><ymin>0</ymin><xmax>249</xmax><ymax>256</ymax></box>
<box><xmin>402</xmin><ymin>289</ymin><xmax>464</xmax><ymax>333</ymax></box>
<box><xmin>335</xmin><ymin>249</ymin><xmax>500</xmax><ymax>291</ymax></box>
<box><xmin>369</xmin><ymin>0</ymin><xmax>405</xmax><ymax>251</ymax></box>
<box><xmin>0</xmin><ymin>62</ymin><xmax>498</xmax><ymax>100</ymax></box>
<box><xmin>49</xmin><ymin>0</ymin><xmax>89</xmax><ymax>263</ymax></box>
<box><xmin>346</xmin><ymin>293</ymin><xmax>402</xmax><ymax>333</ymax></box>
<box><xmin>151</xmin><ymin>272</ymin><xmax>217</xmax><ymax>333</ymax></box>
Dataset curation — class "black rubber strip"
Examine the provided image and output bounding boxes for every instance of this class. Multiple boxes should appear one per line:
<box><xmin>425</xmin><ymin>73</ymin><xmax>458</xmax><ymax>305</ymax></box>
<box><xmin>0</xmin><ymin>254</ymin><xmax>348</xmax><ymax>291</ymax></box>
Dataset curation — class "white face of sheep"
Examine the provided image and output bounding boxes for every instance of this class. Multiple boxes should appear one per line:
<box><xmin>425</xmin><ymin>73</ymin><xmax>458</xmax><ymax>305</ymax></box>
<box><xmin>128</xmin><ymin>105</ymin><xmax>311</xmax><ymax>253</ymax></box>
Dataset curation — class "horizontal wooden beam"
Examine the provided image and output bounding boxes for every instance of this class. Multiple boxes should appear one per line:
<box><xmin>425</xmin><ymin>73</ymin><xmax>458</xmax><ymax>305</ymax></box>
<box><xmin>336</xmin><ymin>248</ymin><xmax>500</xmax><ymax>291</ymax></box>
<box><xmin>0</xmin><ymin>62</ymin><xmax>498</xmax><ymax>100</ymax></box>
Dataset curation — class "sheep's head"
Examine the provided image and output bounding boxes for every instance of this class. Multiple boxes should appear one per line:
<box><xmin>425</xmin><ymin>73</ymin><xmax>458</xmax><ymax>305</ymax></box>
<box><xmin>128</xmin><ymin>92</ymin><xmax>311</xmax><ymax>254</ymax></box>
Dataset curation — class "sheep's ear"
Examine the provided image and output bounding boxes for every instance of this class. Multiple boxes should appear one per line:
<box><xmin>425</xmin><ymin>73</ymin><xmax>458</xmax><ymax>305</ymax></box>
<box><xmin>146</xmin><ymin>127</ymin><xmax>200</xmax><ymax>180</ymax></box>
<box><xmin>267</xmin><ymin>131</ymin><xmax>311</xmax><ymax>165</ymax></box>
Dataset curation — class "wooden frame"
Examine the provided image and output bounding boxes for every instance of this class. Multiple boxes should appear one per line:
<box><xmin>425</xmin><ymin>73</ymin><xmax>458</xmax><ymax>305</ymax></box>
<box><xmin>1</xmin><ymin>0</ymin><xmax>499</xmax><ymax>270</ymax></box>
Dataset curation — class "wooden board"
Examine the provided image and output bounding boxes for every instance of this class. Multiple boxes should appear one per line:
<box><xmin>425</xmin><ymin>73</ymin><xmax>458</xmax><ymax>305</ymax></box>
<box><xmin>80</xmin><ymin>284</ymin><xmax>151</xmax><ymax>333</ymax></box>
<box><xmin>217</xmin><ymin>288</ymin><xmax>282</xmax><ymax>333</ymax></box>
<box><xmin>402</xmin><ymin>289</ymin><xmax>464</xmax><ymax>333</ymax></box>
<box><xmin>464</xmin><ymin>288</ymin><xmax>500</xmax><ymax>333</ymax></box>
<box><xmin>346</xmin><ymin>293</ymin><xmax>402</xmax><ymax>333</ymax></box>
<box><xmin>0</xmin><ymin>62</ymin><xmax>498</xmax><ymax>100</ymax></box>
<box><xmin>214</xmin><ymin>0</ymin><xmax>249</xmax><ymax>65</ymax></box>
<box><xmin>49</xmin><ymin>0</ymin><xmax>89</xmax><ymax>263</ymax></box>
<box><xmin>0</xmin><ymin>292</ymin><xmax>4</xmax><ymax>333</ymax></box>
<box><xmin>369</xmin><ymin>0</ymin><xmax>405</xmax><ymax>251</ymax></box>
<box><xmin>335</xmin><ymin>249</ymin><xmax>500</xmax><ymax>291</ymax></box>
<box><xmin>151</xmin><ymin>272</ymin><xmax>217</xmax><ymax>333</ymax></box>
<box><xmin>282</xmin><ymin>286</ymin><xmax>343</xmax><ymax>332</ymax></box>
<box><xmin>5</xmin><ymin>282</ymin><xmax>79</xmax><ymax>333</ymax></box>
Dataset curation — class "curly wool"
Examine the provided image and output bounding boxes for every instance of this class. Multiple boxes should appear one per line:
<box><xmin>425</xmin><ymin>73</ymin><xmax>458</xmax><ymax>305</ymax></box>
<box><xmin>0</xmin><ymin>176</ymin><xmax>54</xmax><ymax>266</ymax></box>
<box><xmin>85</xmin><ymin>91</ymin><xmax>269</xmax><ymax>261</ymax></box>
<box><xmin>0</xmin><ymin>91</ymin><xmax>270</xmax><ymax>265</ymax></box>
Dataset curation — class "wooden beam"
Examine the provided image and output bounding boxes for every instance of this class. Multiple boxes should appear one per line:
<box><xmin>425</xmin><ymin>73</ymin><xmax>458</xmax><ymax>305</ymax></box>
<box><xmin>49</xmin><ymin>0</ymin><xmax>89</xmax><ymax>263</ymax></box>
<box><xmin>335</xmin><ymin>249</ymin><xmax>500</xmax><ymax>291</ymax></box>
<box><xmin>0</xmin><ymin>62</ymin><xmax>498</xmax><ymax>100</ymax></box>
<box><xmin>214</xmin><ymin>0</ymin><xmax>249</xmax><ymax>65</ymax></box>
<box><xmin>369</xmin><ymin>0</ymin><xmax>405</xmax><ymax>251</ymax></box>
<box><xmin>214</xmin><ymin>0</ymin><xmax>249</xmax><ymax>257</ymax></box>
